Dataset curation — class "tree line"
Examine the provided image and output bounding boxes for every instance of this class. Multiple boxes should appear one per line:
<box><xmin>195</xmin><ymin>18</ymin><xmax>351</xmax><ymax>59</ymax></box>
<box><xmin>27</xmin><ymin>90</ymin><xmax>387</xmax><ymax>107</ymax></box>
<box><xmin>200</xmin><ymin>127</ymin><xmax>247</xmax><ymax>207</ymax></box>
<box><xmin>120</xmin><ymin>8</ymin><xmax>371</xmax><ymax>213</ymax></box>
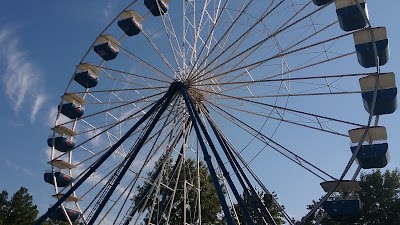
<box><xmin>1</xmin><ymin>165</ymin><xmax>399</xmax><ymax>224</ymax></box>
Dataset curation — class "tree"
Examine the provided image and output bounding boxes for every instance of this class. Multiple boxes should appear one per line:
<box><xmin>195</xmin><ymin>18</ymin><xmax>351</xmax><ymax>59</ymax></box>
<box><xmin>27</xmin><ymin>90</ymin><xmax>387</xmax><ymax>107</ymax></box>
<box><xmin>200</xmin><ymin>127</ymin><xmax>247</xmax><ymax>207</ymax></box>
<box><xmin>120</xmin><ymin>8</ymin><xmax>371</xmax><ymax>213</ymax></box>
<box><xmin>233</xmin><ymin>191</ymin><xmax>285</xmax><ymax>225</ymax></box>
<box><xmin>302</xmin><ymin>169</ymin><xmax>400</xmax><ymax>224</ymax></box>
<box><xmin>357</xmin><ymin>169</ymin><xmax>400</xmax><ymax>224</ymax></box>
<box><xmin>0</xmin><ymin>190</ymin><xmax>10</xmax><ymax>225</ymax></box>
<box><xmin>133</xmin><ymin>157</ymin><xmax>225</xmax><ymax>224</ymax></box>
<box><xmin>0</xmin><ymin>187</ymin><xmax>38</xmax><ymax>225</ymax></box>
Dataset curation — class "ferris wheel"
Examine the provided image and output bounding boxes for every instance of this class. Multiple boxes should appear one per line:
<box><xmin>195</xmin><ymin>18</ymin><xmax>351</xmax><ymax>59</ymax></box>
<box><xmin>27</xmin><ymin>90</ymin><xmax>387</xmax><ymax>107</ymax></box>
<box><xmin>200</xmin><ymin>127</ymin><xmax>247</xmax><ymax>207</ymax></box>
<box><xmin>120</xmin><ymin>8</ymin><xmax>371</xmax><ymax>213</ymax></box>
<box><xmin>37</xmin><ymin>0</ymin><xmax>396</xmax><ymax>224</ymax></box>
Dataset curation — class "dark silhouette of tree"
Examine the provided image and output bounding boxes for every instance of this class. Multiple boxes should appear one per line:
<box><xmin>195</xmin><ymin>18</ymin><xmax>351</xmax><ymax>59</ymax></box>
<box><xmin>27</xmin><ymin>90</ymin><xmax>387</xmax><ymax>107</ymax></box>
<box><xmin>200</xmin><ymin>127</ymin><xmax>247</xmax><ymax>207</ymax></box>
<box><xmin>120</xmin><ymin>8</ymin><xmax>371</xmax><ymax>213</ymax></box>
<box><xmin>233</xmin><ymin>191</ymin><xmax>285</xmax><ymax>225</ymax></box>
<box><xmin>133</xmin><ymin>158</ymin><xmax>225</xmax><ymax>224</ymax></box>
<box><xmin>0</xmin><ymin>187</ymin><xmax>38</xmax><ymax>225</ymax></box>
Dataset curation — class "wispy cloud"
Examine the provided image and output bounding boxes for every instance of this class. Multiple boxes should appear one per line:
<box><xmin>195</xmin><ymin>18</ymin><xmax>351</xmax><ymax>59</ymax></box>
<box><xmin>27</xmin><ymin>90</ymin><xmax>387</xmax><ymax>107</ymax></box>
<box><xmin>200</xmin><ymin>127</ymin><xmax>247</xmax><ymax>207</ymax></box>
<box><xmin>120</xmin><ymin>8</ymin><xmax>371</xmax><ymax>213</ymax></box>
<box><xmin>0</xmin><ymin>27</ymin><xmax>47</xmax><ymax>122</ymax></box>
<box><xmin>103</xmin><ymin>2</ymin><xmax>114</xmax><ymax>22</ymax></box>
<box><xmin>6</xmin><ymin>159</ymin><xmax>34</xmax><ymax>177</ymax></box>
<box><xmin>31</xmin><ymin>94</ymin><xmax>47</xmax><ymax>122</ymax></box>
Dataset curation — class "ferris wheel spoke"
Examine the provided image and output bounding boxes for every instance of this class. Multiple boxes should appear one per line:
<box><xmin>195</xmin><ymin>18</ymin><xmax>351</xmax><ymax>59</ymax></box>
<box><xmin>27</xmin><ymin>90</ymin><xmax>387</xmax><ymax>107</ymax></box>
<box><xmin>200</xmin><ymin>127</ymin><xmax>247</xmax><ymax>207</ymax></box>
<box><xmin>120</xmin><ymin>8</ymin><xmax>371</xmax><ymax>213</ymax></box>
<box><xmin>203</xmin><ymin>21</ymin><xmax>337</xmax><ymax>89</ymax></box>
<box><xmin>206</xmin><ymin>102</ymin><xmax>337</xmax><ymax>181</ymax></box>
<box><xmin>141</xmin><ymin>25</ymin><xmax>178</xmax><ymax>75</ymax></box>
<box><xmin>190</xmin><ymin>0</ymin><xmax>284</xmax><ymax>80</ymax></box>
<box><xmin>96</xmin><ymin>65</ymin><xmax>172</xmax><ymax>84</ymax></box>
<box><xmin>98</xmin><ymin>104</ymin><xmax>186</xmax><ymax>224</ymax></box>
<box><xmin>51</xmin><ymin>100</ymin><xmax>175</xmax><ymax>164</ymax></box>
<box><xmin>186</xmin><ymin>0</ymin><xmax>238</xmax><ymax>78</ymax></box>
<box><xmin>206</xmin><ymin>114</ymin><xmax>293</xmax><ymax>224</ymax></box>
<box><xmin>158</xmin><ymin>12</ymin><xmax>185</xmax><ymax>73</ymax></box>
<box><xmin>202</xmin><ymin>108</ymin><xmax>295</xmax><ymax>224</ymax></box>
<box><xmin>195</xmin><ymin>32</ymin><xmax>353</xmax><ymax>84</ymax></box>
<box><xmin>77</xmin><ymin>106</ymin><xmax>185</xmax><ymax>166</ymax></box>
<box><xmin>204</xmin><ymin>99</ymin><xmax>348</xmax><ymax>139</ymax></box>
<box><xmin>56</xmin><ymin>91</ymin><xmax>162</xmax><ymax>130</ymax></box>
<box><xmin>197</xmin><ymin>88</ymin><xmax>364</xmax><ymax>127</ymax></box>
<box><xmin>191</xmin><ymin>0</ymin><xmax>314</xmax><ymax>81</ymax></box>
<box><xmin>114</xmin><ymin>43</ymin><xmax>174</xmax><ymax>80</ymax></box>
<box><xmin>194</xmin><ymin>72</ymin><xmax>369</xmax><ymax>87</ymax></box>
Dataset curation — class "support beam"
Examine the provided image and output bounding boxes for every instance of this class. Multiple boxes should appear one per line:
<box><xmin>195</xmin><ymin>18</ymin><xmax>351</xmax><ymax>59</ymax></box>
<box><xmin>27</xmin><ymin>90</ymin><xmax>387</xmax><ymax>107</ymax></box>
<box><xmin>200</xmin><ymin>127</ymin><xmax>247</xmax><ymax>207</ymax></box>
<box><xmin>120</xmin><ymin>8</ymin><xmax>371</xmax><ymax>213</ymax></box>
<box><xmin>181</xmin><ymin>88</ymin><xmax>235</xmax><ymax>225</ymax></box>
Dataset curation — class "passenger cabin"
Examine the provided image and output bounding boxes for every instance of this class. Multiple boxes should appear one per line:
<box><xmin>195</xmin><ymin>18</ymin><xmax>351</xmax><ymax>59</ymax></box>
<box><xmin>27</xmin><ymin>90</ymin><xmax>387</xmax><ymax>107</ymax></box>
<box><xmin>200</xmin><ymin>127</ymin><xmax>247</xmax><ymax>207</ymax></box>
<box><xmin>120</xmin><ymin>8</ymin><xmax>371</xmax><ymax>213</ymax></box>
<box><xmin>359</xmin><ymin>73</ymin><xmax>397</xmax><ymax>115</ymax></box>
<box><xmin>47</xmin><ymin>136</ymin><xmax>75</xmax><ymax>152</ymax></box>
<box><xmin>349</xmin><ymin>126</ymin><xmax>389</xmax><ymax>169</ymax></box>
<box><xmin>74</xmin><ymin>63</ymin><xmax>100</xmax><ymax>89</ymax></box>
<box><xmin>118</xmin><ymin>10</ymin><xmax>143</xmax><ymax>36</ymax></box>
<box><xmin>44</xmin><ymin>171</ymin><xmax>74</xmax><ymax>187</ymax></box>
<box><xmin>58</xmin><ymin>93</ymin><xmax>86</xmax><ymax>119</ymax></box>
<box><xmin>335</xmin><ymin>0</ymin><xmax>368</xmax><ymax>31</ymax></box>
<box><xmin>49</xmin><ymin>125</ymin><xmax>77</xmax><ymax>152</ymax></box>
<box><xmin>49</xmin><ymin>207</ymin><xmax>81</xmax><ymax>223</ymax></box>
<box><xmin>94</xmin><ymin>35</ymin><xmax>120</xmax><ymax>61</ymax></box>
<box><xmin>353</xmin><ymin>27</ymin><xmax>389</xmax><ymax>68</ymax></box>
<box><xmin>312</xmin><ymin>0</ymin><xmax>332</xmax><ymax>6</ymax></box>
<box><xmin>321</xmin><ymin>180</ymin><xmax>362</xmax><ymax>222</ymax></box>
<box><xmin>144</xmin><ymin>0</ymin><xmax>169</xmax><ymax>16</ymax></box>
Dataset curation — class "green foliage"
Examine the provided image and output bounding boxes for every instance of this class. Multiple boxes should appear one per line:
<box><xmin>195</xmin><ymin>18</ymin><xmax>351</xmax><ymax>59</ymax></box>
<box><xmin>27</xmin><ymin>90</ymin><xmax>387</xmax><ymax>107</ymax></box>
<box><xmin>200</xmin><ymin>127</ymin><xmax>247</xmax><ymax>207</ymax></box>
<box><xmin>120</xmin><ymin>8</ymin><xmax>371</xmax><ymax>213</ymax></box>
<box><xmin>134</xmin><ymin>158</ymin><xmax>224</xmax><ymax>224</ymax></box>
<box><xmin>302</xmin><ymin>169</ymin><xmax>400</xmax><ymax>224</ymax></box>
<box><xmin>0</xmin><ymin>187</ymin><xmax>38</xmax><ymax>225</ymax></box>
<box><xmin>233</xmin><ymin>191</ymin><xmax>285</xmax><ymax>225</ymax></box>
<box><xmin>357</xmin><ymin>169</ymin><xmax>400</xmax><ymax>224</ymax></box>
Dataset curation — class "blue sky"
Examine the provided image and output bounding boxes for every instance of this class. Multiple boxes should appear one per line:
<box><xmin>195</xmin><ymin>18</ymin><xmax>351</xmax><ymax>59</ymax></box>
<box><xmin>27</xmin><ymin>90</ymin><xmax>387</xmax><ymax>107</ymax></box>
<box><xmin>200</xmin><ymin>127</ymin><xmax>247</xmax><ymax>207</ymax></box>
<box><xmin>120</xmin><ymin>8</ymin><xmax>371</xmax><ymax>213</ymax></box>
<box><xmin>0</xmin><ymin>0</ymin><xmax>399</xmax><ymax>222</ymax></box>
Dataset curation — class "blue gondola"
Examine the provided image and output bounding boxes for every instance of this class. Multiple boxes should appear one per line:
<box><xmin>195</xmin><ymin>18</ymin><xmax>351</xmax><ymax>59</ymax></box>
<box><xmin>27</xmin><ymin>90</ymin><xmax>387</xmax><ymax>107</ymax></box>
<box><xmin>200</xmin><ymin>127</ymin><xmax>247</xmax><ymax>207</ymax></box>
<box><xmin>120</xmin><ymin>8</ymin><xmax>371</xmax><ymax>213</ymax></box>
<box><xmin>94</xmin><ymin>41</ymin><xmax>119</xmax><ymax>61</ymax></box>
<box><xmin>58</xmin><ymin>102</ymin><xmax>84</xmax><ymax>119</ymax></box>
<box><xmin>349</xmin><ymin>126</ymin><xmax>389</xmax><ymax>169</ymax></box>
<box><xmin>118</xmin><ymin>18</ymin><xmax>141</xmax><ymax>36</ymax></box>
<box><xmin>322</xmin><ymin>198</ymin><xmax>362</xmax><ymax>222</ymax></box>
<box><xmin>49</xmin><ymin>207</ymin><xmax>81</xmax><ymax>223</ymax></box>
<box><xmin>44</xmin><ymin>171</ymin><xmax>74</xmax><ymax>187</ymax></box>
<box><xmin>354</xmin><ymin>27</ymin><xmax>389</xmax><ymax>68</ymax></box>
<box><xmin>360</xmin><ymin>73</ymin><xmax>397</xmax><ymax>115</ymax></box>
<box><xmin>336</xmin><ymin>0</ymin><xmax>368</xmax><ymax>32</ymax></box>
<box><xmin>312</xmin><ymin>0</ymin><xmax>332</xmax><ymax>6</ymax></box>
<box><xmin>362</xmin><ymin>88</ymin><xmax>398</xmax><ymax>115</ymax></box>
<box><xmin>74</xmin><ymin>70</ymin><xmax>98</xmax><ymax>88</ymax></box>
<box><xmin>47</xmin><ymin>136</ymin><xmax>75</xmax><ymax>152</ymax></box>
<box><xmin>351</xmin><ymin>143</ymin><xmax>389</xmax><ymax>169</ymax></box>
<box><xmin>144</xmin><ymin>0</ymin><xmax>168</xmax><ymax>16</ymax></box>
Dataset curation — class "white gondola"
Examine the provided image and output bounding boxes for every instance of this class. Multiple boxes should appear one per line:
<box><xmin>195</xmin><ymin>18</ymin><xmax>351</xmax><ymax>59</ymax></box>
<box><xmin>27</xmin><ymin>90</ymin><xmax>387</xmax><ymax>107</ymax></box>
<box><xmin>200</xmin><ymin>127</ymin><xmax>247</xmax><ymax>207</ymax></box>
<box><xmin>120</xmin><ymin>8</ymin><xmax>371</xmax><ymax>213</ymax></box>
<box><xmin>353</xmin><ymin>27</ymin><xmax>389</xmax><ymax>68</ymax></box>
<box><xmin>335</xmin><ymin>0</ymin><xmax>368</xmax><ymax>31</ymax></box>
